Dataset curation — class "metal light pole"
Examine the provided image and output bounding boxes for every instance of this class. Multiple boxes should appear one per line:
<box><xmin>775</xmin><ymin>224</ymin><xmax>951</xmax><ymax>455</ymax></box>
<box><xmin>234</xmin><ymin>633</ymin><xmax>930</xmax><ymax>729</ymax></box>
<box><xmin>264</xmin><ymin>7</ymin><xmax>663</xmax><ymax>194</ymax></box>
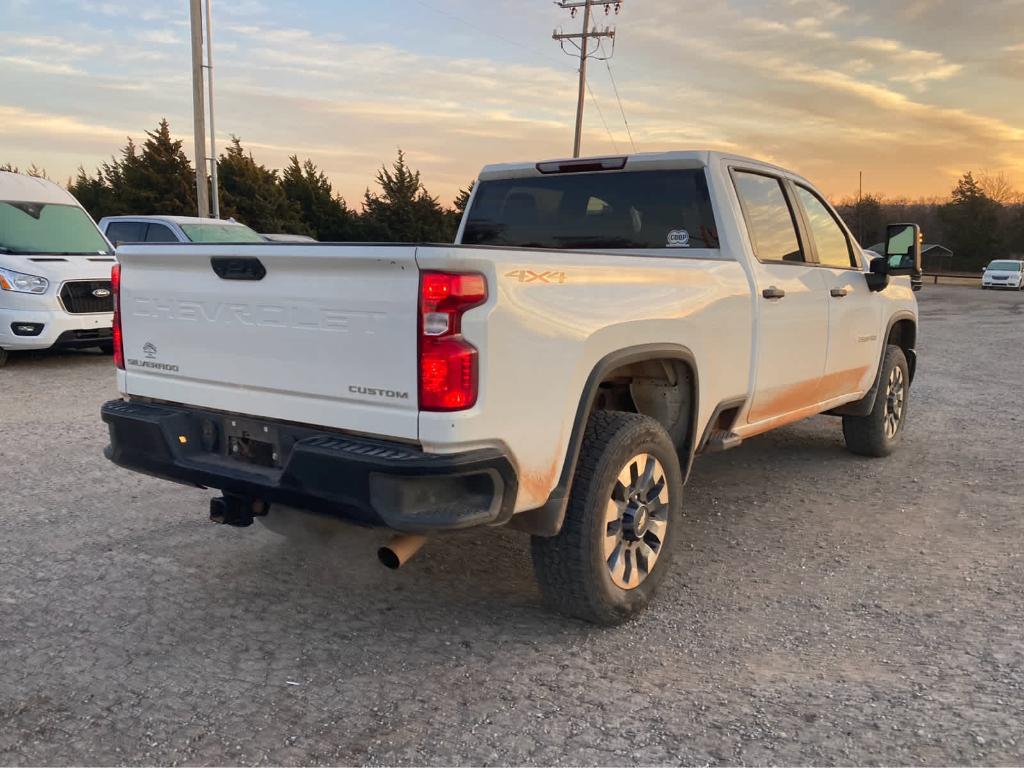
<box><xmin>204</xmin><ymin>0</ymin><xmax>220</xmax><ymax>218</ymax></box>
<box><xmin>189</xmin><ymin>0</ymin><xmax>210</xmax><ymax>217</ymax></box>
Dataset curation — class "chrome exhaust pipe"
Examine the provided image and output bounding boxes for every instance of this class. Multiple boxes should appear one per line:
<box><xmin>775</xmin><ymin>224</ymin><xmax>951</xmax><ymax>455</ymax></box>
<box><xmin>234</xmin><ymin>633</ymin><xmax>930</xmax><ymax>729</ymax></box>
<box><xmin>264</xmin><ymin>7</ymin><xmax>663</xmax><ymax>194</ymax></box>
<box><xmin>378</xmin><ymin>534</ymin><xmax>427</xmax><ymax>569</ymax></box>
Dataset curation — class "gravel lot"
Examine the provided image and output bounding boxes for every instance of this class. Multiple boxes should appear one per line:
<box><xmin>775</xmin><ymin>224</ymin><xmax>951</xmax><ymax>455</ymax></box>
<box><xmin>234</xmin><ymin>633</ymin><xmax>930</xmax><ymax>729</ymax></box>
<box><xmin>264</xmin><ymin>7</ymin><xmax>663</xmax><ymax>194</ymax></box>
<box><xmin>1</xmin><ymin>285</ymin><xmax>1022</xmax><ymax>766</ymax></box>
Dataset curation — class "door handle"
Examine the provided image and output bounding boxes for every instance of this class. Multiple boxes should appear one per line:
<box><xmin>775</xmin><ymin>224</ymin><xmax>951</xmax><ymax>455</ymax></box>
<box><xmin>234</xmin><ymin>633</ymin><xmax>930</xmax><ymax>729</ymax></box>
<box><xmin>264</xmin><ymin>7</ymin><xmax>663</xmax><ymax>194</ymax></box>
<box><xmin>762</xmin><ymin>286</ymin><xmax>786</xmax><ymax>300</ymax></box>
<box><xmin>830</xmin><ymin>287</ymin><xmax>850</xmax><ymax>298</ymax></box>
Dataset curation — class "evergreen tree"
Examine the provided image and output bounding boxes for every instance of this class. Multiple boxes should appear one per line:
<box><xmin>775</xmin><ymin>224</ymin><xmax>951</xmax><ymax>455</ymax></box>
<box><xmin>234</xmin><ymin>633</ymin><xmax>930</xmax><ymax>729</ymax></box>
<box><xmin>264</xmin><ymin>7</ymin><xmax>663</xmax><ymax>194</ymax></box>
<box><xmin>1</xmin><ymin>163</ymin><xmax>49</xmax><ymax>178</ymax></box>
<box><xmin>68</xmin><ymin>167</ymin><xmax>119</xmax><ymax>220</ymax></box>
<box><xmin>105</xmin><ymin>120</ymin><xmax>197</xmax><ymax>215</ymax></box>
<box><xmin>361</xmin><ymin>149</ymin><xmax>454</xmax><ymax>242</ymax></box>
<box><xmin>280</xmin><ymin>155</ymin><xmax>359</xmax><ymax>240</ymax></box>
<box><xmin>217</xmin><ymin>137</ymin><xmax>306</xmax><ymax>234</ymax></box>
<box><xmin>938</xmin><ymin>172</ymin><xmax>1003</xmax><ymax>271</ymax></box>
<box><xmin>453</xmin><ymin>181</ymin><xmax>474</xmax><ymax>216</ymax></box>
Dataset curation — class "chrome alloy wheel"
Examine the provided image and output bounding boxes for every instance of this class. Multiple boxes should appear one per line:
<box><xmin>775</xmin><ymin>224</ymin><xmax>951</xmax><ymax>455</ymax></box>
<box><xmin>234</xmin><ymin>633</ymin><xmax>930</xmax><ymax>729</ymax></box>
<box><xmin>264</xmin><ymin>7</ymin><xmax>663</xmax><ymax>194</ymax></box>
<box><xmin>884</xmin><ymin>365</ymin><xmax>906</xmax><ymax>439</ymax></box>
<box><xmin>604</xmin><ymin>453</ymin><xmax>670</xmax><ymax>590</ymax></box>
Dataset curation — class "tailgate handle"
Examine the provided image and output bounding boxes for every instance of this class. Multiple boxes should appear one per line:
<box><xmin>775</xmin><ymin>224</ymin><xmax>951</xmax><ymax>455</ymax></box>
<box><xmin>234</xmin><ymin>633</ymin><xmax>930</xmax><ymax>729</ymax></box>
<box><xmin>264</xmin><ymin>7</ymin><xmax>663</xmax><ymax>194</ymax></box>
<box><xmin>211</xmin><ymin>257</ymin><xmax>266</xmax><ymax>281</ymax></box>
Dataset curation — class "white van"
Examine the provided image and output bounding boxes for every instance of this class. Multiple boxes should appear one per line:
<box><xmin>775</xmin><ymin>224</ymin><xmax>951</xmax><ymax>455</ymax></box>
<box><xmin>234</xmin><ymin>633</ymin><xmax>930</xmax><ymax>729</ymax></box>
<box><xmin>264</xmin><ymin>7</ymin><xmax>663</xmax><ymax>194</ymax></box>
<box><xmin>0</xmin><ymin>171</ymin><xmax>116</xmax><ymax>367</ymax></box>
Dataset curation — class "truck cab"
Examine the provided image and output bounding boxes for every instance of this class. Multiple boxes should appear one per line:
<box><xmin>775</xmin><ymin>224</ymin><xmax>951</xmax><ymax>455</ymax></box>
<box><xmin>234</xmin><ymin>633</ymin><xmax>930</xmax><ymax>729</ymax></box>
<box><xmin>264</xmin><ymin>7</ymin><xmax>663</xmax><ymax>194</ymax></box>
<box><xmin>0</xmin><ymin>171</ymin><xmax>117</xmax><ymax>366</ymax></box>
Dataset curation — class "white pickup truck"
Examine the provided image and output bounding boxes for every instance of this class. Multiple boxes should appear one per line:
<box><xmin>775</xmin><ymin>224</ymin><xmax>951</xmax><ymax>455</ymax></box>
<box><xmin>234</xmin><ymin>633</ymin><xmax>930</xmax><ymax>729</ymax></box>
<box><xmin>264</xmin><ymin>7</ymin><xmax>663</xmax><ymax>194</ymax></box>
<box><xmin>102</xmin><ymin>151</ymin><xmax>921</xmax><ymax>624</ymax></box>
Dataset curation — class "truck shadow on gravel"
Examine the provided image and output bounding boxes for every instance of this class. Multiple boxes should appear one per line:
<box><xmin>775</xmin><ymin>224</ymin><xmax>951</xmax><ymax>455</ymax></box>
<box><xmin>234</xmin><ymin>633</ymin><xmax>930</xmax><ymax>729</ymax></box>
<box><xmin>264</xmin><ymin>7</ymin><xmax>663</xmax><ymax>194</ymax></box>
<box><xmin>150</xmin><ymin>418</ymin><xmax>864</xmax><ymax>642</ymax></box>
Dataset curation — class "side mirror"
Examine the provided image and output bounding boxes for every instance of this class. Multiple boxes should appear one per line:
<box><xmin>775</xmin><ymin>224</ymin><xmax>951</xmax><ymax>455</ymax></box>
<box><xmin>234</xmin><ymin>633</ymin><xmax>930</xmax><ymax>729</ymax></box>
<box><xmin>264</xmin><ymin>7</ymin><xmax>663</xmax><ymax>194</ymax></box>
<box><xmin>883</xmin><ymin>223</ymin><xmax>922</xmax><ymax>277</ymax></box>
<box><xmin>866</xmin><ymin>255</ymin><xmax>890</xmax><ymax>292</ymax></box>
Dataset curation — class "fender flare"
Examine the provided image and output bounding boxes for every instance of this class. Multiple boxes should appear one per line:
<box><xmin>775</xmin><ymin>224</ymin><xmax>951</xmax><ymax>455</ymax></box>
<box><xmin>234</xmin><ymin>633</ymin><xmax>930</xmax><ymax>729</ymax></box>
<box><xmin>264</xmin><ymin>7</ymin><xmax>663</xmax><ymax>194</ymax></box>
<box><xmin>508</xmin><ymin>343</ymin><xmax>699</xmax><ymax>537</ymax></box>
<box><xmin>829</xmin><ymin>311</ymin><xmax>917</xmax><ymax>418</ymax></box>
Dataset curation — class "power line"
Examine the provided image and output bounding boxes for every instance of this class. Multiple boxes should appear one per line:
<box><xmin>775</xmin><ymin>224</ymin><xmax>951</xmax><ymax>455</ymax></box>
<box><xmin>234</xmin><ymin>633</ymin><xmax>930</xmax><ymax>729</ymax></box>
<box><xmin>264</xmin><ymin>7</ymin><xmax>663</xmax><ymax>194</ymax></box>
<box><xmin>553</xmin><ymin>1</ymin><xmax>623</xmax><ymax>157</ymax></box>
<box><xmin>412</xmin><ymin>0</ymin><xmax>631</xmax><ymax>158</ymax></box>
<box><xmin>605</xmin><ymin>60</ymin><xmax>636</xmax><ymax>153</ymax></box>
<box><xmin>585</xmin><ymin>80</ymin><xmax>619</xmax><ymax>152</ymax></box>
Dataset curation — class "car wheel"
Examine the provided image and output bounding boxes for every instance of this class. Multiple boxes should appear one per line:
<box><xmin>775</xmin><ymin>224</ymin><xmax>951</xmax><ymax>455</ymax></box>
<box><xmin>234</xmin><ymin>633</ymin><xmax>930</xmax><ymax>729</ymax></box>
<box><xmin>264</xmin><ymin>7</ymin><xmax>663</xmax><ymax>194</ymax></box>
<box><xmin>0</xmin><ymin>348</ymin><xmax>7</xmax><ymax>368</ymax></box>
<box><xmin>98</xmin><ymin>341</ymin><xmax>114</xmax><ymax>355</ymax></box>
<box><xmin>531</xmin><ymin>411</ymin><xmax>683</xmax><ymax>625</ymax></box>
<box><xmin>842</xmin><ymin>345</ymin><xmax>910</xmax><ymax>458</ymax></box>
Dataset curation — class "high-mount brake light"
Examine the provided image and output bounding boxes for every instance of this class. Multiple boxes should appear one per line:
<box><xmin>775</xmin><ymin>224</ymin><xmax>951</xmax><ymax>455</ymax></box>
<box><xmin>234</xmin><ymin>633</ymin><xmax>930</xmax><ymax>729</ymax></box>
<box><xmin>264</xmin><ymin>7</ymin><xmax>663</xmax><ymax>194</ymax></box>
<box><xmin>111</xmin><ymin>263</ymin><xmax>124</xmax><ymax>370</ymax></box>
<box><xmin>418</xmin><ymin>272</ymin><xmax>487</xmax><ymax>412</ymax></box>
<box><xmin>536</xmin><ymin>157</ymin><xmax>628</xmax><ymax>174</ymax></box>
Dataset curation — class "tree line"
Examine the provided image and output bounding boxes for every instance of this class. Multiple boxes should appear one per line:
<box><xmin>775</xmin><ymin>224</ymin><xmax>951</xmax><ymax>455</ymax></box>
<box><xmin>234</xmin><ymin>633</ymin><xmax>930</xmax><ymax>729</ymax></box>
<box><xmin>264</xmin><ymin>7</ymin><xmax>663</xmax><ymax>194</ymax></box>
<box><xmin>833</xmin><ymin>171</ymin><xmax>1023</xmax><ymax>272</ymax></box>
<box><xmin>6</xmin><ymin>118</ymin><xmax>1024</xmax><ymax>271</ymax></box>
<box><xmin>6</xmin><ymin>119</ymin><xmax>469</xmax><ymax>243</ymax></box>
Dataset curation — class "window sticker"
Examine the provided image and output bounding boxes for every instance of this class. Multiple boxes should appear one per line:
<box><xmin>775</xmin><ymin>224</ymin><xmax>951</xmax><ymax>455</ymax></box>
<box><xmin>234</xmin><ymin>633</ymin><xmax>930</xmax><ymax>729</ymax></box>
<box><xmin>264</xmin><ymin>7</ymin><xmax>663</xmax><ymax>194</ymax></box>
<box><xmin>667</xmin><ymin>229</ymin><xmax>691</xmax><ymax>248</ymax></box>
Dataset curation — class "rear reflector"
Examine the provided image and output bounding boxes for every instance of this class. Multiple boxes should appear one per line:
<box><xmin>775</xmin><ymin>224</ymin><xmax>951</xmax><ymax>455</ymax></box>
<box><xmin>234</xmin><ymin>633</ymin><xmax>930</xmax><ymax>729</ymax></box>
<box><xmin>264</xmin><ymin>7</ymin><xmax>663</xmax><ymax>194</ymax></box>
<box><xmin>536</xmin><ymin>157</ymin><xmax>628</xmax><ymax>174</ymax></box>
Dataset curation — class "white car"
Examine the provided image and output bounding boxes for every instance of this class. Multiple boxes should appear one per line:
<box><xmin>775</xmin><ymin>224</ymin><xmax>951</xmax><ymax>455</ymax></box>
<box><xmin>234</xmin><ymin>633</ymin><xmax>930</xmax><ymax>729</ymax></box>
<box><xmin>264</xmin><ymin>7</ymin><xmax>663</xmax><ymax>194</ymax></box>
<box><xmin>98</xmin><ymin>215</ymin><xmax>266</xmax><ymax>245</ymax></box>
<box><xmin>101</xmin><ymin>150</ymin><xmax>921</xmax><ymax>624</ymax></box>
<box><xmin>981</xmin><ymin>259</ymin><xmax>1024</xmax><ymax>290</ymax></box>
<box><xmin>0</xmin><ymin>171</ymin><xmax>116</xmax><ymax>367</ymax></box>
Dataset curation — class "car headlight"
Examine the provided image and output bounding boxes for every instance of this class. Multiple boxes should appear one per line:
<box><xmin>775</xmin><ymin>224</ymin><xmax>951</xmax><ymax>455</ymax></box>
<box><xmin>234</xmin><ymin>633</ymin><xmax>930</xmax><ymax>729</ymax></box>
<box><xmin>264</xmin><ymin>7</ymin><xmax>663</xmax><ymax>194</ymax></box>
<box><xmin>0</xmin><ymin>267</ymin><xmax>48</xmax><ymax>294</ymax></box>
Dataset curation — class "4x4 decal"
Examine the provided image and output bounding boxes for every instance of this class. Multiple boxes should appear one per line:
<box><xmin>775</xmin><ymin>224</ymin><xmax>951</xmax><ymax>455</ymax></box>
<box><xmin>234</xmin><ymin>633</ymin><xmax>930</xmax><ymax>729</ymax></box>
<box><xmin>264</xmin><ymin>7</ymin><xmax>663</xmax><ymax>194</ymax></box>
<box><xmin>504</xmin><ymin>270</ymin><xmax>567</xmax><ymax>284</ymax></box>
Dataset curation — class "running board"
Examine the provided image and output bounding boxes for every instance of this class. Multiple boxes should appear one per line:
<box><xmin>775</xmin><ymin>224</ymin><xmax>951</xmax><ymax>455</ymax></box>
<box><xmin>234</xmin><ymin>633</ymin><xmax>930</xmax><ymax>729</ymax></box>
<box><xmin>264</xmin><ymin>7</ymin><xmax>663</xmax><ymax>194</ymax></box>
<box><xmin>703</xmin><ymin>430</ymin><xmax>743</xmax><ymax>453</ymax></box>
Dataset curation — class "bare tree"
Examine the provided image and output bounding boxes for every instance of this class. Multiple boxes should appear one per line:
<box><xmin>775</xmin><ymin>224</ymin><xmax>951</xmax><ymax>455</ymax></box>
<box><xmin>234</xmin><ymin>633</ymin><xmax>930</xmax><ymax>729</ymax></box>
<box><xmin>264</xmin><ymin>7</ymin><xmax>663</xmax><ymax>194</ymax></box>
<box><xmin>977</xmin><ymin>170</ymin><xmax>1020</xmax><ymax>205</ymax></box>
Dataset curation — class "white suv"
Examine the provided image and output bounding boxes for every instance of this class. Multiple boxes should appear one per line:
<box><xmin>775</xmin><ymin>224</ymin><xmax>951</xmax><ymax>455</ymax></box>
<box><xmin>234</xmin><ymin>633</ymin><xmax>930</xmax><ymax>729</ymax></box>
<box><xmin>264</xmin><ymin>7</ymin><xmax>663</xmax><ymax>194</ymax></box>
<box><xmin>0</xmin><ymin>171</ymin><xmax>116</xmax><ymax>367</ymax></box>
<box><xmin>981</xmin><ymin>259</ymin><xmax>1024</xmax><ymax>290</ymax></box>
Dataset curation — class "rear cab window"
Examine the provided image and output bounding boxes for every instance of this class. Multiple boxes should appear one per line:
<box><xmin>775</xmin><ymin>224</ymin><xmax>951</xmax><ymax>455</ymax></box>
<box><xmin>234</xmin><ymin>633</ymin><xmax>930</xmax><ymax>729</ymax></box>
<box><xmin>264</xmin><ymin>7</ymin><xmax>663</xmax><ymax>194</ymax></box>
<box><xmin>462</xmin><ymin>169</ymin><xmax>719</xmax><ymax>251</ymax></box>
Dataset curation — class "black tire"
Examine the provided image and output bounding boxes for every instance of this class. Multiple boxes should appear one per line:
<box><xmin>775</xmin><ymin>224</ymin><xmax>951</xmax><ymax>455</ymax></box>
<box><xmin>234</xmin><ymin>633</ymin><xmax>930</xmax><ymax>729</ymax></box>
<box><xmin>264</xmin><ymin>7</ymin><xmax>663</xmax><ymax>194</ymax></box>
<box><xmin>842</xmin><ymin>345</ymin><xmax>910</xmax><ymax>458</ymax></box>
<box><xmin>97</xmin><ymin>341</ymin><xmax>114</xmax><ymax>355</ymax></box>
<box><xmin>531</xmin><ymin>411</ymin><xmax>684</xmax><ymax>625</ymax></box>
<box><xmin>0</xmin><ymin>348</ymin><xmax>7</xmax><ymax>368</ymax></box>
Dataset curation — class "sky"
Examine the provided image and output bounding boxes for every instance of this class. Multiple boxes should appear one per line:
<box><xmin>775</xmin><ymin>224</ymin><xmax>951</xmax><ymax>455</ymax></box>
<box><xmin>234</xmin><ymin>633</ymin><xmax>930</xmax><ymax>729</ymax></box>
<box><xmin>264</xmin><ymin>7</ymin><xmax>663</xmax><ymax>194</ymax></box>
<box><xmin>2</xmin><ymin>0</ymin><xmax>1024</xmax><ymax>207</ymax></box>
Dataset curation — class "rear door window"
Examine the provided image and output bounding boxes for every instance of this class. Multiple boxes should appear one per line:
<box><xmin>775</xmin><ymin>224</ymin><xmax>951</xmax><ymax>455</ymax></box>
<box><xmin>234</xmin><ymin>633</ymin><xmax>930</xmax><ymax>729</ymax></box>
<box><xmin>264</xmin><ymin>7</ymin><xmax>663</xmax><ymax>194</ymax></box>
<box><xmin>732</xmin><ymin>171</ymin><xmax>804</xmax><ymax>263</ymax></box>
<box><xmin>144</xmin><ymin>223</ymin><xmax>178</xmax><ymax>242</ymax></box>
<box><xmin>105</xmin><ymin>221</ymin><xmax>147</xmax><ymax>244</ymax></box>
<box><xmin>462</xmin><ymin>169</ymin><xmax>719</xmax><ymax>250</ymax></box>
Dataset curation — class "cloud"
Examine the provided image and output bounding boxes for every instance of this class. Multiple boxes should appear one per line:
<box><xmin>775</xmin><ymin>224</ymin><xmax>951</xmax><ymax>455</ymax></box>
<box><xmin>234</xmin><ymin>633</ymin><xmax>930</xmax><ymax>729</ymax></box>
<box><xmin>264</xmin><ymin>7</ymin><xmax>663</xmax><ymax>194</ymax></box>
<box><xmin>0</xmin><ymin>56</ymin><xmax>84</xmax><ymax>76</ymax></box>
<box><xmin>137</xmin><ymin>30</ymin><xmax>183</xmax><ymax>45</ymax></box>
<box><xmin>2</xmin><ymin>0</ymin><xmax>1022</xmax><ymax>203</ymax></box>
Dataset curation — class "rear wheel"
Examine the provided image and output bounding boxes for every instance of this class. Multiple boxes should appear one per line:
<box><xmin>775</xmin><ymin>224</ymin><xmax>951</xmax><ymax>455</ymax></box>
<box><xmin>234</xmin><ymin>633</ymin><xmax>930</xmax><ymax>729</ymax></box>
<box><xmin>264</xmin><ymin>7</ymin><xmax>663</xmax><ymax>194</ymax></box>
<box><xmin>531</xmin><ymin>411</ymin><xmax>683</xmax><ymax>625</ymax></box>
<box><xmin>0</xmin><ymin>348</ymin><xmax>7</xmax><ymax>368</ymax></box>
<box><xmin>98</xmin><ymin>341</ymin><xmax>114</xmax><ymax>355</ymax></box>
<box><xmin>842</xmin><ymin>344</ymin><xmax>909</xmax><ymax>457</ymax></box>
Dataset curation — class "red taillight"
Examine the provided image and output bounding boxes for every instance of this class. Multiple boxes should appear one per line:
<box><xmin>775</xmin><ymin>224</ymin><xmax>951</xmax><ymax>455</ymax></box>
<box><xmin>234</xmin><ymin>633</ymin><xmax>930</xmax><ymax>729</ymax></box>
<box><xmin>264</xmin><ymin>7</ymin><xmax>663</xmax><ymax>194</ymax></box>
<box><xmin>418</xmin><ymin>271</ymin><xmax>486</xmax><ymax>412</ymax></box>
<box><xmin>111</xmin><ymin>263</ymin><xmax>124</xmax><ymax>370</ymax></box>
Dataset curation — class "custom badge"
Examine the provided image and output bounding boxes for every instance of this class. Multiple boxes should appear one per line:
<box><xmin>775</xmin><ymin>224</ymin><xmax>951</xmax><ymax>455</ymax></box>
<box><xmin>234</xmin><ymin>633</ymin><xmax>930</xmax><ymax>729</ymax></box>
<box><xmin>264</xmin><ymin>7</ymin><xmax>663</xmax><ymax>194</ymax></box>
<box><xmin>667</xmin><ymin>229</ymin><xmax>691</xmax><ymax>248</ymax></box>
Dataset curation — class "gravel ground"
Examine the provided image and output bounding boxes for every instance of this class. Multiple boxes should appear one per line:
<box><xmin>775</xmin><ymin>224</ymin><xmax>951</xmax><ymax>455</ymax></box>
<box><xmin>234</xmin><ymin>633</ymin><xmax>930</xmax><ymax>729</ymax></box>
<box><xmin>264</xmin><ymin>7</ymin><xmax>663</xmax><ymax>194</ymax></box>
<box><xmin>1</xmin><ymin>285</ymin><xmax>1022</xmax><ymax>766</ymax></box>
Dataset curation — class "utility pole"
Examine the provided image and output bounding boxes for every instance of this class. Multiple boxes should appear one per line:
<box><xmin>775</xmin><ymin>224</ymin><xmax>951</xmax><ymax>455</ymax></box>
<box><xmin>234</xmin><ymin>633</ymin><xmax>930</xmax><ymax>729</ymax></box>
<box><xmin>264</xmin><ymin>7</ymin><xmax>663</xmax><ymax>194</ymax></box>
<box><xmin>858</xmin><ymin>170</ymin><xmax>863</xmax><ymax>243</ymax></box>
<box><xmin>189</xmin><ymin>0</ymin><xmax>210</xmax><ymax>218</ymax></box>
<box><xmin>553</xmin><ymin>1</ymin><xmax>621</xmax><ymax>158</ymax></box>
<box><xmin>204</xmin><ymin>0</ymin><xmax>219</xmax><ymax>218</ymax></box>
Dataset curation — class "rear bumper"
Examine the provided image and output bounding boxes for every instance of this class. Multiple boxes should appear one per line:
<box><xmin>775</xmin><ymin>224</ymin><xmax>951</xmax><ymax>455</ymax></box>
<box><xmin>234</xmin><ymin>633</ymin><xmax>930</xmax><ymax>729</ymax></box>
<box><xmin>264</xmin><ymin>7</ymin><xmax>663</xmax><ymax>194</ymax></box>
<box><xmin>101</xmin><ymin>399</ymin><xmax>518</xmax><ymax>532</ymax></box>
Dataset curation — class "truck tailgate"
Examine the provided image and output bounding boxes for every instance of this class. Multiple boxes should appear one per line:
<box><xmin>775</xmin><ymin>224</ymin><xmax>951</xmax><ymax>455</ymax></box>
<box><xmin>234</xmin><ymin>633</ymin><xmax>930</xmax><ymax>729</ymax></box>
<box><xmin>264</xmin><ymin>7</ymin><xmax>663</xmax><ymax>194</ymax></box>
<box><xmin>116</xmin><ymin>244</ymin><xmax>420</xmax><ymax>440</ymax></box>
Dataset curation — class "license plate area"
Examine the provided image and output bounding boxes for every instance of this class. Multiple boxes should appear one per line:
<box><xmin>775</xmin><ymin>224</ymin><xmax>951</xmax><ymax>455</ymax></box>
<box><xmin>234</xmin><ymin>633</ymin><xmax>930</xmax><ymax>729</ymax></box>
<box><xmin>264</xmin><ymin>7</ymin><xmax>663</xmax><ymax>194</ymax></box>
<box><xmin>224</xmin><ymin>417</ymin><xmax>282</xmax><ymax>468</ymax></box>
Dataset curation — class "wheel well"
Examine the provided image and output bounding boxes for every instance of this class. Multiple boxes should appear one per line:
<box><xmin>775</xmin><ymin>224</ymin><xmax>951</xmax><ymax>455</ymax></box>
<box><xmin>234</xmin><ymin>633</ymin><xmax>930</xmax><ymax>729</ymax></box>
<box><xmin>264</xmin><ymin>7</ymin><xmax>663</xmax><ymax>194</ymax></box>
<box><xmin>888</xmin><ymin>319</ymin><xmax>916</xmax><ymax>353</ymax></box>
<box><xmin>888</xmin><ymin>319</ymin><xmax>917</xmax><ymax>380</ymax></box>
<box><xmin>589</xmin><ymin>358</ymin><xmax>696</xmax><ymax>457</ymax></box>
